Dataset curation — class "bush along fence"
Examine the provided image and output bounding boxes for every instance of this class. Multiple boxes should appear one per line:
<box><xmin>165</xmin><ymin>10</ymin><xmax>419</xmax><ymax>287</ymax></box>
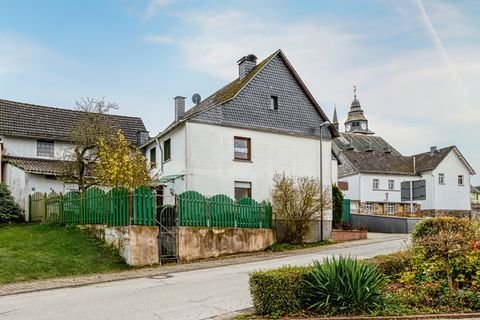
<box><xmin>177</xmin><ymin>191</ymin><xmax>272</xmax><ymax>229</ymax></box>
<box><xmin>29</xmin><ymin>188</ymin><xmax>272</xmax><ymax>229</ymax></box>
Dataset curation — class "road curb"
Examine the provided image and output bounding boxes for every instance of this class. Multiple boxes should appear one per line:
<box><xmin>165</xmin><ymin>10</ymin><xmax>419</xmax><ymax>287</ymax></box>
<box><xmin>0</xmin><ymin>234</ymin><xmax>408</xmax><ymax>297</ymax></box>
<box><xmin>213</xmin><ymin>308</ymin><xmax>480</xmax><ymax>320</ymax></box>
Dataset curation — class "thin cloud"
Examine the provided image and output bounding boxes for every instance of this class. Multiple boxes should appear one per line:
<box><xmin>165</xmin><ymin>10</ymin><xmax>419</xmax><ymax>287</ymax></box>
<box><xmin>145</xmin><ymin>0</ymin><xmax>171</xmax><ymax>20</ymax></box>
<box><xmin>168</xmin><ymin>5</ymin><xmax>479</xmax><ymax>180</ymax></box>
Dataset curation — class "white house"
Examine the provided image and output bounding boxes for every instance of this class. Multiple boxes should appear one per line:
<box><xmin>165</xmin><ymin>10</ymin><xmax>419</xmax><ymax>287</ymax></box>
<box><xmin>333</xmin><ymin>93</ymin><xmax>475</xmax><ymax>216</ymax></box>
<box><xmin>0</xmin><ymin>99</ymin><xmax>147</xmax><ymax>220</ymax></box>
<box><xmin>143</xmin><ymin>50</ymin><xmax>339</xmax><ymax>239</ymax></box>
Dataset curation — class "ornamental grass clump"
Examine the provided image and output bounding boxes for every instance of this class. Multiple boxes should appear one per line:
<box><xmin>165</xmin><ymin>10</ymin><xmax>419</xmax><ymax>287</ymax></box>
<box><xmin>306</xmin><ymin>256</ymin><xmax>385</xmax><ymax>315</ymax></box>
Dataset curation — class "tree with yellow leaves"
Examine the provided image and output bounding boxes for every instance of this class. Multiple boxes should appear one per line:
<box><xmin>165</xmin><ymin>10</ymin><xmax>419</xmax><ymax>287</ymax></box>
<box><xmin>95</xmin><ymin>130</ymin><xmax>152</xmax><ymax>189</ymax></box>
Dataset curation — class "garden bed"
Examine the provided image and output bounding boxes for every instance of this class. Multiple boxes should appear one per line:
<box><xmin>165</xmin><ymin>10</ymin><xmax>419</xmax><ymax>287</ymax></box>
<box><xmin>331</xmin><ymin>230</ymin><xmax>367</xmax><ymax>241</ymax></box>
<box><xmin>248</xmin><ymin>217</ymin><xmax>480</xmax><ymax>318</ymax></box>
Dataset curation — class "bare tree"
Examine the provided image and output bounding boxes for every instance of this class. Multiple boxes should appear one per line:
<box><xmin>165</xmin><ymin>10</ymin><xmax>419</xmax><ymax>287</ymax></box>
<box><xmin>61</xmin><ymin>98</ymin><xmax>118</xmax><ymax>191</ymax></box>
<box><xmin>272</xmin><ymin>173</ymin><xmax>332</xmax><ymax>244</ymax></box>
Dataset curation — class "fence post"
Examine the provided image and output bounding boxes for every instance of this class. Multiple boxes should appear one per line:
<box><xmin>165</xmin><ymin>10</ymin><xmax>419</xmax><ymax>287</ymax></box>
<box><xmin>129</xmin><ymin>191</ymin><xmax>133</xmax><ymax>225</ymax></box>
<box><xmin>43</xmin><ymin>193</ymin><xmax>47</xmax><ymax>222</ymax></box>
<box><xmin>259</xmin><ymin>206</ymin><xmax>263</xmax><ymax>229</ymax></box>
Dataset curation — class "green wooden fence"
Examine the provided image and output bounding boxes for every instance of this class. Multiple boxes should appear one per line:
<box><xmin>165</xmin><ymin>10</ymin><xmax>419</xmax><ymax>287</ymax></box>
<box><xmin>30</xmin><ymin>186</ymin><xmax>156</xmax><ymax>226</ymax></box>
<box><xmin>30</xmin><ymin>188</ymin><xmax>272</xmax><ymax>229</ymax></box>
<box><xmin>177</xmin><ymin>191</ymin><xmax>272</xmax><ymax>229</ymax></box>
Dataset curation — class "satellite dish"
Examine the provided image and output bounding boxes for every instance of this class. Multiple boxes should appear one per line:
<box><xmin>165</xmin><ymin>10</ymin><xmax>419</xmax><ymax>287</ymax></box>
<box><xmin>192</xmin><ymin>93</ymin><xmax>201</xmax><ymax>105</ymax></box>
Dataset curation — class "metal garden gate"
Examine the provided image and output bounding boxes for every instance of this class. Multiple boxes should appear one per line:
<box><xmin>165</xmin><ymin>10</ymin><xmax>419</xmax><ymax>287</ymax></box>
<box><xmin>156</xmin><ymin>205</ymin><xmax>178</xmax><ymax>263</ymax></box>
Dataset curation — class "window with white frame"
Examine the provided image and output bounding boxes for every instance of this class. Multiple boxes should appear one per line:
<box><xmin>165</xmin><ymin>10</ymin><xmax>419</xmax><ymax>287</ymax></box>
<box><xmin>388</xmin><ymin>179</ymin><xmax>394</xmax><ymax>190</ymax></box>
<box><xmin>234</xmin><ymin>181</ymin><xmax>251</xmax><ymax>200</ymax></box>
<box><xmin>37</xmin><ymin>140</ymin><xmax>54</xmax><ymax>157</ymax></box>
<box><xmin>439</xmin><ymin>173</ymin><xmax>445</xmax><ymax>184</ymax></box>
<box><xmin>458</xmin><ymin>175</ymin><xmax>464</xmax><ymax>186</ymax></box>
<box><xmin>387</xmin><ymin>203</ymin><xmax>395</xmax><ymax>214</ymax></box>
<box><xmin>373</xmin><ymin>179</ymin><xmax>379</xmax><ymax>190</ymax></box>
<box><xmin>366</xmin><ymin>202</ymin><xmax>373</xmax><ymax>213</ymax></box>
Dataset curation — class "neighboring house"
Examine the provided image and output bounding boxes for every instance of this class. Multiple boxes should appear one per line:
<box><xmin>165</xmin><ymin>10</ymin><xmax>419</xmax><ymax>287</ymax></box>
<box><xmin>0</xmin><ymin>99</ymin><xmax>147</xmax><ymax>219</ymax></box>
<box><xmin>472</xmin><ymin>186</ymin><xmax>480</xmax><ymax>204</ymax></box>
<box><xmin>143</xmin><ymin>50</ymin><xmax>339</xmax><ymax>238</ymax></box>
<box><xmin>333</xmin><ymin>92</ymin><xmax>475</xmax><ymax>216</ymax></box>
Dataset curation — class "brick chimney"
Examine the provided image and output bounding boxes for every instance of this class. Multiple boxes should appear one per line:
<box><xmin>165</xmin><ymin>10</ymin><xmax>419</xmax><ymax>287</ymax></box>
<box><xmin>237</xmin><ymin>54</ymin><xmax>258</xmax><ymax>80</ymax></box>
<box><xmin>174</xmin><ymin>96</ymin><xmax>186</xmax><ymax>121</ymax></box>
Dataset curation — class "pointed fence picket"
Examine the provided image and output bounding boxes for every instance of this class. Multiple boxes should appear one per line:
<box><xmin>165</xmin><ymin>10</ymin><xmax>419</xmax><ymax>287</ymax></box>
<box><xmin>177</xmin><ymin>191</ymin><xmax>272</xmax><ymax>229</ymax></box>
<box><xmin>29</xmin><ymin>188</ymin><xmax>271</xmax><ymax>229</ymax></box>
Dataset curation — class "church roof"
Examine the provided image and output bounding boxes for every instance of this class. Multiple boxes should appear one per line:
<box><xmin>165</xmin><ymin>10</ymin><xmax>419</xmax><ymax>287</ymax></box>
<box><xmin>333</xmin><ymin>133</ymin><xmax>401</xmax><ymax>155</ymax></box>
<box><xmin>340</xmin><ymin>150</ymin><xmax>415</xmax><ymax>176</ymax></box>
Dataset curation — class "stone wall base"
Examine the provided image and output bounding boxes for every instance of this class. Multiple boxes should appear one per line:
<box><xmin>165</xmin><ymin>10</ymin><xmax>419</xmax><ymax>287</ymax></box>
<box><xmin>420</xmin><ymin>210</ymin><xmax>472</xmax><ymax>218</ymax></box>
<box><xmin>83</xmin><ymin>224</ymin><xmax>159</xmax><ymax>267</ymax></box>
<box><xmin>177</xmin><ymin>226</ymin><xmax>275</xmax><ymax>262</ymax></box>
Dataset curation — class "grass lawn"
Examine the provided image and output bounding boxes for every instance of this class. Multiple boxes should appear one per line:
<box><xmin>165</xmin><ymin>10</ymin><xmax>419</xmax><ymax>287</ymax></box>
<box><xmin>266</xmin><ymin>240</ymin><xmax>334</xmax><ymax>252</ymax></box>
<box><xmin>0</xmin><ymin>223</ymin><xmax>129</xmax><ymax>284</ymax></box>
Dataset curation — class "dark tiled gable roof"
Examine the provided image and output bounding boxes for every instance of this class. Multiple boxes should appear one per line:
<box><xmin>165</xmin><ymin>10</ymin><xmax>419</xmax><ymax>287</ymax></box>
<box><xmin>2</xmin><ymin>155</ymin><xmax>68</xmax><ymax>176</ymax></box>
<box><xmin>333</xmin><ymin>133</ymin><xmax>401</xmax><ymax>155</ymax></box>
<box><xmin>0</xmin><ymin>99</ymin><xmax>147</xmax><ymax>145</ymax></box>
<box><xmin>150</xmin><ymin>49</ymin><xmax>339</xmax><ymax>142</ymax></box>
<box><xmin>342</xmin><ymin>151</ymin><xmax>415</xmax><ymax>175</ymax></box>
<box><xmin>412</xmin><ymin>146</ymin><xmax>454</xmax><ymax>172</ymax></box>
<box><xmin>338</xmin><ymin>145</ymin><xmax>473</xmax><ymax>176</ymax></box>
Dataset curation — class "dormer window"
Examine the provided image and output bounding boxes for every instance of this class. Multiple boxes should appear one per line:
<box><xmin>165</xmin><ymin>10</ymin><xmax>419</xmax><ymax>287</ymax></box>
<box><xmin>37</xmin><ymin>140</ymin><xmax>54</xmax><ymax>157</ymax></box>
<box><xmin>270</xmin><ymin>96</ymin><xmax>278</xmax><ymax>110</ymax></box>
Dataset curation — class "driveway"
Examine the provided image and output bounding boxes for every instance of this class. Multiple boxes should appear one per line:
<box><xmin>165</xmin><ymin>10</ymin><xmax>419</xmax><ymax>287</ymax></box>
<box><xmin>0</xmin><ymin>234</ymin><xmax>409</xmax><ymax>320</ymax></box>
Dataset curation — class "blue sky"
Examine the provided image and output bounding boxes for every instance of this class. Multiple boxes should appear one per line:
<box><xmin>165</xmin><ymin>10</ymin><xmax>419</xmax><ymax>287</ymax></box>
<box><xmin>1</xmin><ymin>0</ymin><xmax>479</xmax><ymax>183</ymax></box>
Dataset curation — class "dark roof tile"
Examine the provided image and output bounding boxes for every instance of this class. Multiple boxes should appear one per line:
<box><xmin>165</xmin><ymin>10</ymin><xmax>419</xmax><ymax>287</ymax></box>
<box><xmin>0</xmin><ymin>99</ymin><xmax>147</xmax><ymax>145</ymax></box>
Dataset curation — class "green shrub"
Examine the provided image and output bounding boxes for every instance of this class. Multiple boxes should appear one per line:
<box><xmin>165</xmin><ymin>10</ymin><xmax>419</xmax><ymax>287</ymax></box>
<box><xmin>412</xmin><ymin>217</ymin><xmax>476</xmax><ymax>243</ymax></box>
<box><xmin>368</xmin><ymin>250</ymin><xmax>413</xmax><ymax>278</ymax></box>
<box><xmin>0</xmin><ymin>183</ymin><xmax>23</xmax><ymax>223</ymax></box>
<box><xmin>306</xmin><ymin>256</ymin><xmax>385</xmax><ymax>315</ymax></box>
<box><xmin>249</xmin><ymin>266</ymin><xmax>311</xmax><ymax>316</ymax></box>
<box><xmin>332</xmin><ymin>184</ymin><xmax>344</xmax><ymax>228</ymax></box>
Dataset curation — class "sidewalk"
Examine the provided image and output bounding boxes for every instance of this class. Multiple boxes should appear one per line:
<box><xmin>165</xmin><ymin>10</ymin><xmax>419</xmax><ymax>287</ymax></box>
<box><xmin>0</xmin><ymin>233</ymin><xmax>408</xmax><ymax>297</ymax></box>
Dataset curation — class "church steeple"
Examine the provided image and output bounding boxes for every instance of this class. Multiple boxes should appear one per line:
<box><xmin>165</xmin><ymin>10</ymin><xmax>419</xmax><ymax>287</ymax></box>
<box><xmin>344</xmin><ymin>85</ymin><xmax>374</xmax><ymax>135</ymax></box>
<box><xmin>332</xmin><ymin>104</ymin><xmax>339</xmax><ymax>131</ymax></box>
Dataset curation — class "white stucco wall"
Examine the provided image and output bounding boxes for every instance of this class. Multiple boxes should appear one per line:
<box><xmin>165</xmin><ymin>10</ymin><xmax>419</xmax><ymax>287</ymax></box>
<box><xmin>429</xmin><ymin>150</ymin><xmax>472</xmax><ymax>210</ymax></box>
<box><xmin>339</xmin><ymin>149</ymin><xmax>473</xmax><ymax>212</ymax></box>
<box><xmin>2</xmin><ymin>135</ymin><xmax>73</xmax><ymax>159</ymax></box>
<box><xmin>145</xmin><ymin>124</ymin><xmax>187</xmax><ymax>197</ymax></box>
<box><xmin>3</xmin><ymin>163</ymin><xmax>27</xmax><ymax>211</ymax></box>
<box><xmin>3</xmin><ymin>163</ymin><xmax>78</xmax><ymax>219</ymax></box>
<box><xmin>184</xmin><ymin>122</ymin><xmax>333</xmax><ymax>218</ymax></box>
<box><xmin>341</xmin><ymin>173</ymin><xmax>420</xmax><ymax>204</ymax></box>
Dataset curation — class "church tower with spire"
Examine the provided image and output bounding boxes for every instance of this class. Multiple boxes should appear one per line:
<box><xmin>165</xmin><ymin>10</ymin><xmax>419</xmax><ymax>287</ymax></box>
<box><xmin>344</xmin><ymin>85</ymin><xmax>374</xmax><ymax>135</ymax></box>
<box><xmin>332</xmin><ymin>104</ymin><xmax>339</xmax><ymax>131</ymax></box>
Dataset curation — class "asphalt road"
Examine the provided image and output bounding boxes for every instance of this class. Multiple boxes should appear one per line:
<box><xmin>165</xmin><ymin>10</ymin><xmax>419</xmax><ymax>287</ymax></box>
<box><xmin>0</xmin><ymin>236</ymin><xmax>409</xmax><ymax>320</ymax></box>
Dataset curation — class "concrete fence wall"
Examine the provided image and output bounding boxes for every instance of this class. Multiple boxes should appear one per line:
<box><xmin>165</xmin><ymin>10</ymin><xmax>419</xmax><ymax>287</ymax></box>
<box><xmin>350</xmin><ymin>214</ymin><xmax>424</xmax><ymax>233</ymax></box>
<box><xmin>273</xmin><ymin>219</ymin><xmax>332</xmax><ymax>243</ymax></box>
<box><xmin>83</xmin><ymin>224</ymin><xmax>159</xmax><ymax>267</ymax></box>
<box><xmin>177</xmin><ymin>226</ymin><xmax>275</xmax><ymax>262</ymax></box>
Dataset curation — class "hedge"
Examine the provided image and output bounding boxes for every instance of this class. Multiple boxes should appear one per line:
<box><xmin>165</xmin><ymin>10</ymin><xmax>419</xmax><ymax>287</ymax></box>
<box><xmin>368</xmin><ymin>250</ymin><xmax>413</xmax><ymax>278</ymax></box>
<box><xmin>249</xmin><ymin>266</ymin><xmax>312</xmax><ymax>316</ymax></box>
